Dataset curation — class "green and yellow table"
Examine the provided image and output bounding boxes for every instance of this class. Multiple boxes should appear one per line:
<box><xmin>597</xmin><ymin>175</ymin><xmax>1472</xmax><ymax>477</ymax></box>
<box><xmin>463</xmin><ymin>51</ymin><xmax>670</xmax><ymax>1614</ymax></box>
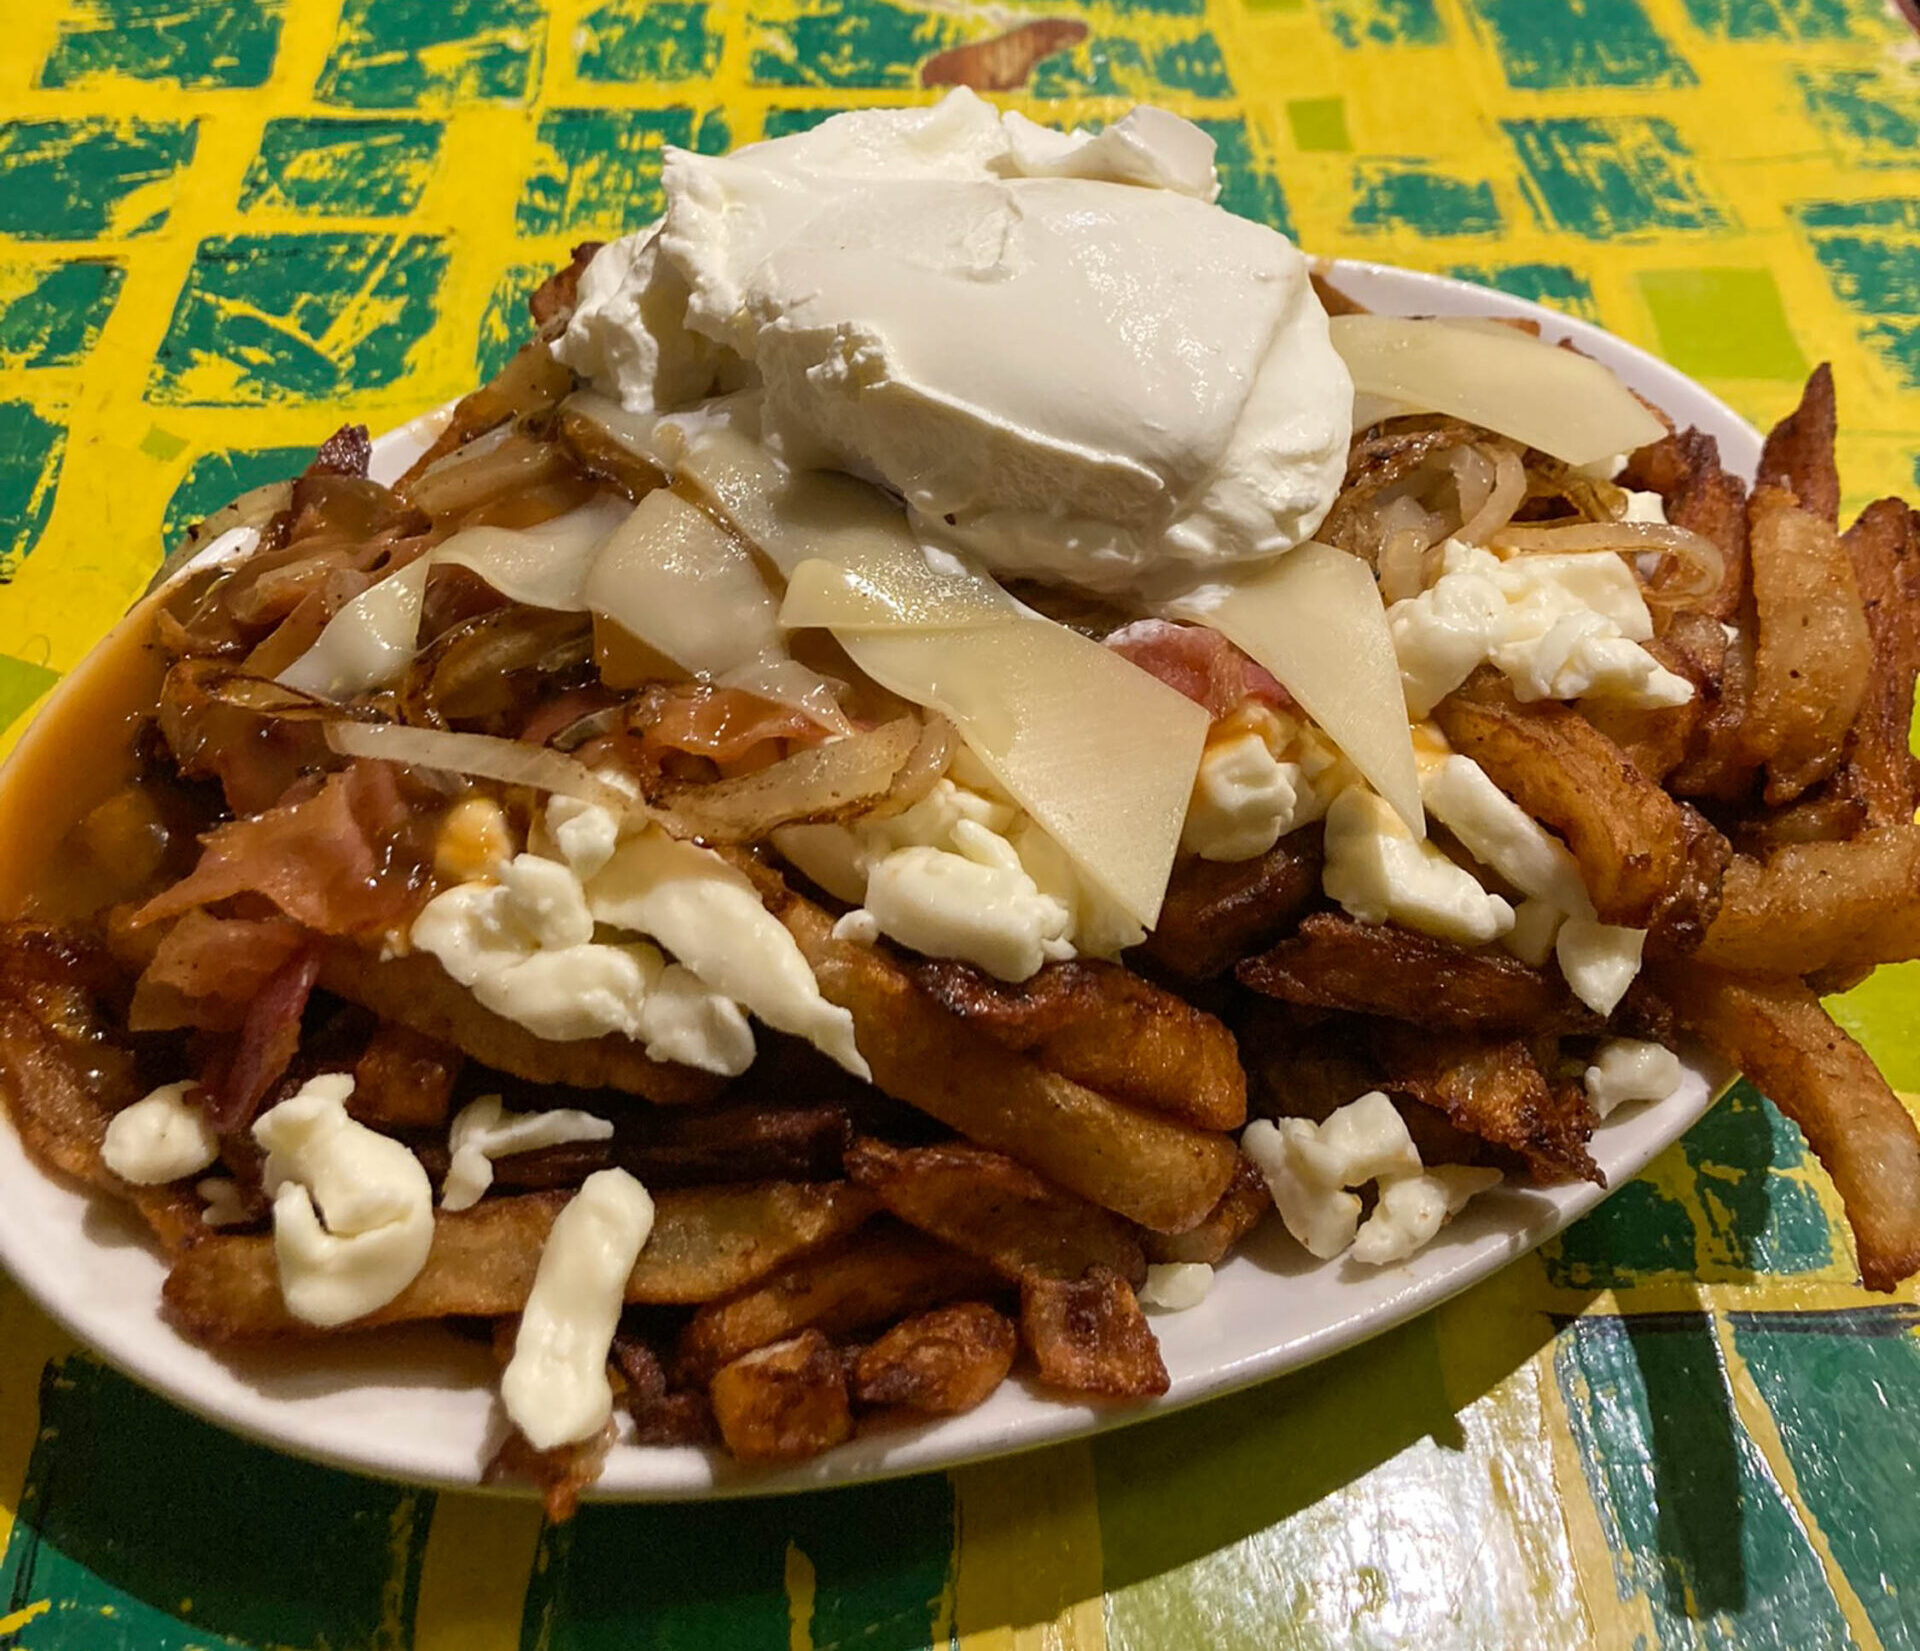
<box><xmin>4</xmin><ymin>2</ymin><xmax>1920</xmax><ymax>1645</ymax></box>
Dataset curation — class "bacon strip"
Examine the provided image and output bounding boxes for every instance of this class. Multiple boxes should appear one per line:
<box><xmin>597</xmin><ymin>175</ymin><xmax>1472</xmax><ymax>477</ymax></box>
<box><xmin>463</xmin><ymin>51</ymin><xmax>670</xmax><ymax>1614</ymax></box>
<box><xmin>1103</xmin><ymin>620</ymin><xmax>1290</xmax><ymax>720</ymax></box>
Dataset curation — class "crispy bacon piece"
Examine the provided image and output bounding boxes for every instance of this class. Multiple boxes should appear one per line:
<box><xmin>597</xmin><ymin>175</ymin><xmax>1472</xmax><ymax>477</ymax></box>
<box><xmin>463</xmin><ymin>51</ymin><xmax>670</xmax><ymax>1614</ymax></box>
<box><xmin>1103</xmin><ymin>619</ymin><xmax>1289</xmax><ymax>720</ymax></box>
<box><xmin>907</xmin><ymin>957</ymin><xmax>1246</xmax><ymax>1130</ymax></box>
<box><xmin>211</xmin><ymin>945</ymin><xmax>319</xmax><ymax>1132</ymax></box>
<box><xmin>531</xmin><ymin>242</ymin><xmax>604</xmax><ymax>330</ymax></box>
<box><xmin>309</xmin><ymin>424</ymin><xmax>373</xmax><ymax>480</ymax></box>
<box><xmin>129</xmin><ymin>910</ymin><xmax>305</xmax><ymax>1032</ymax></box>
<box><xmin>1138</xmin><ymin>829</ymin><xmax>1324</xmax><ymax>982</ymax></box>
<box><xmin>1019</xmin><ymin>1266</ymin><xmax>1168</xmax><ymax>1398</ymax></box>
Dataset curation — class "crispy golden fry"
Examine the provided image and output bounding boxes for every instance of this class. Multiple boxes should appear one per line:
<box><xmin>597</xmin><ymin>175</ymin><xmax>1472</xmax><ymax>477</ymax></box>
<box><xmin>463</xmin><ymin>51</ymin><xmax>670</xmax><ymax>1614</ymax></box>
<box><xmin>675</xmin><ymin>1222</ymin><xmax>1000</xmax><ymax>1384</ymax></box>
<box><xmin>764</xmin><ymin>881</ymin><xmax>1240</xmax><ymax>1233</ymax></box>
<box><xmin>1747</xmin><ymin>484</ymin><xmax>1873</xmax><ymax>806</ymax></box>
<box><xmin>851</xmin><ymin>1303</ymin><xmax>1017</xmax><ymax>1414</ymax></box>
<box><xmin>1580</xmin><ymin>614</ymin><xmax>1719</xmax><ymax>783</ymax></box>
<box><xmin>846</xmin><ymin>1137</ymin><xmax>1146</xmax><ymax>1286</ymax></box>
<box><xmin>319</xmin><ymin>947</ymin><xmax>720</xmax><ymax>1106</ymax></box>
<box><xmin>1371</xmin><ymin>1025</ymin><xmax>1599</xmax><ymax>1184</ymax></box>
<box><xmin>1138</xmin><ymin>830</ymin><xmax>1323</xmax><ymax>981</ymax></box>
<box><xmin>1730</xmin><ymin>784</ymin><xmax>1867</xmax><ymax>857</ymax></box>
<box><xmin>348</xmin><ymin>1020</ymin><xmax>461</xmax><ymax>1130</ymax></box>
<box><xmin>1672</xmin><ymin>620</ymin><xmax>1762</xmax><ymax>803</ymax></box>
<box><xmin>1838</xmin><ymin>497</ymin><xmax>1920</xmax><ymax>827</ymax></box>
<box><xmin>1237</xmin><ymin>912</ymin><xmax>1597</xmax><ymax>1033</ymax></box>
<box><xmin>907</xmin><ymin>957</ymin><xmax>1246</xmax><ymax>1130</ymax></box>
<box><xmin>1627</xmin><ymin>428</ymin><xmax>1752</xmax><ymax>623</ymax></box>
<box><xmin>163</xmin><ymin>1181</ymin><xmax>876</xmax><ymax>1340</ymax></box>
<box><xmin>1020</xmin><ymin>1265</ymin><xmax>1168</xmax><ymax>1398</ymax></box>
<box><xmin>1656</xmin><ymin>964</ymin><xmax>1920</xmax><ymax>1290</ymax></box>
<box><xmin>1435</xmin><ymin>674</ymin><xmax>1729</xmax><ymax>942</ymax></box>
<box><xmin>0</xmin><ymin>925</ymin><xmax>201</xmax><ymax>1250</ymax></box>
<box><xmin>1144</xmin><ymin>1159</ymin><xmax>1272</xmax><ymax>1266</ymax></box>
<box><xmin>1757</xmin><ymin>364</ymin><xmax>1840</xmax><ymax>527</ymax></box>
<box><xmin>709</xmin><ymin>1330</ymin><xmax>853</xmax><ymax>1464</ymax></box>
<box><xmin>1698</xmin><ymin>826</ymin><xmax>1920</xmax><ymax>979</ymax></box>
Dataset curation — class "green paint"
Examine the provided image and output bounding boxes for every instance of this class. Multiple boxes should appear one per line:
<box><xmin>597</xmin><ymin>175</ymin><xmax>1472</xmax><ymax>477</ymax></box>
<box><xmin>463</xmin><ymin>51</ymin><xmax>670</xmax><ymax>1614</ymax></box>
<box><xmin>1732</xmin><ymin>1316</ymin><xmax>1920</xmax><ymax>1650</ymax></box>
<box><xmin>1679</xmin><ymin>0</ymin><xmax>1869</xmax><ymax>38</ymax></box>
<box><xmin>1798</xmin><ymin>198</ymin><xmax>1920</xmax><ymax>232</ymax></box>
<box><xmin>476</xmin><ymin>260</ymin><xmax>548</xmax><ymax>380</ymax></box>
<box><xmin>1286</xmin><ymin>97</ymin><xmax>1350</xmax><ymax>152</ymax></box>
<box><xmin>1682</xmin><ymin>1081</ymin><xmax>1834</xmax><ymax>1276</ymax></box>
<box><xmin>1198</xmin><ymin>119</ymin><xmax>1293</xmax><ymax>240</ymax></box>
<box><xmin>138</xmin><ymin>425</ymin><xmax>188</xmax><ymax>461</ymax></box>
<box><xmin>1639</xmin><ymin>268</ymin><xmax>1809</xmax><ymax>381</ymax></box>
<box><xmin>0</xmin><ymin>260</ymin><xmax>124</xmax><ymax>369</ymax></box>
<box><xmin>239</xmin><ymin>117</ymin><xmax>443</xmax><ymax>216</ymax></box>
<box><xmin>1796</xmin><ymin>201</ymin><xmax>1920</xmax><ymax>388</ymax></box>
<box><xmin>518</xmin><ymin>107</ymin><xmax>729</xmax><ymax>236</ymax></box>
<box><xmin>577</xmin><ymin>0</ymin><xmax>722</xmax><ymax>82</ymax></box>
<box><xmin>1504</xmin><ymin>116</ymin><xmax>1729</xmax><ymax>240</ymax></box>
<box><xmin>160</xmin><ymin>445</ymin><xmax>311</xmax><ymax>553</ymax></box>
<box><xmin>1030</xmin><ymin>31</ymin><xmax>1233</xmax><ymax>99</ymax></box>
<box><xmin>0</xmin><ymin>1355</ymin><xmax>432</xmax><ymax>1649</ymax></box>
<box><xmin>0</xmin><ymin>402</ymin><xmax>64</xmax><ymax>584</ymax></box>
<box><xmin>1450</xmin><ymin>260</ymin><xmax>1600</xmax><ymax>320</ymax></box>
<box><xmin>760</xmin><ymin>106</ymin><xmax>837</xmax><ymax>142</ymax></box>
<box><xmin>1317</xmin><ymin>0</ymin><xmax>1445</xmax><ymax>48</ymax></box>
<box><xmin>38</xmin><ymin>0</ymin><xmax>283</xmax><ymax>90</ymax></box>
<box><xmin>1470</xmin><ymin>0</ymin><xmax>1693</xmax><ymax>90</ymax></box>
<box><xmin>1830</xmin><ymin>962</ymin><xmax>1920</xmax><ymax>1094</ymax></box>
<box><xmin>1798</xmin><ymin>70</ymin><xmax>1920</xmax><ymax>162</ymax></box>
<box><xmin>1542</xmin><ymin>1162</ymin><xmax>1703</xmax><ymax>1287</ymax></box>
<box><xmin>0</xmin><ymin>119</ymin><xmax>197</xmax><ymax>240</ymax></box>
<box><xmin>148</xmin><ymin>232</ymin><xmax>449</xmax><ymax>405</ymax></box>
<box><xmin>748</xmin><ymin>0</ymin><xmax>959</xmax><ymax>89</ymax></box>
<box><xmin>1553</xmin><ymin>1317</ymin><xmax>1850</xmax><ymax>1645</ymax></box>
<box><xmin>0</xmin><ymin>656</ymin><xmax>58</xmax><ymax>738</ymax></box>
<box><xmin>1107</xmin><ymin>0</ymin><xmax>1207</xmax><ymax>16</ymax></box>
<box><xmin>521</xmin><ymin>1477</ymin><xmax>954</xmax><ymax>1649</ymax></box>
<box><xmin>317</xmin><ymin>0</ymin><xmax>545</xmax><ymax>108</ymax></box>
<box><xmin>1349</xmin><ymin>161</ymin><xmax>1502</xmax><ymax>236</ymax></box>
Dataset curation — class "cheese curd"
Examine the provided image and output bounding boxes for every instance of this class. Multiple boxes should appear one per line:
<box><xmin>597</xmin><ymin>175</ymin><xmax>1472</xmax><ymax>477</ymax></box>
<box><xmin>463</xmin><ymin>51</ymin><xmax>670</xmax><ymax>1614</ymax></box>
<box><xmin>501</xmin><ymin>1167</ymin><xmax>655</xmax><ymax>1451</ymax></box>
<box><xmin>1139</xmin><ymin>1262</ymin><xmax>1215</xmax><ymax>1312</ymax></box>
<box><xmin>1322</xmin><ymin>786</ymin><xmax>1514</xmax><ymax>946</ymax></box>
<box><xmin>1555</xmin><ymin>918</ymin><xmax>1647</xmax><ymax>1017</ymax></box>
<box><xmin>1389</xmin><ymin>541</ymin><xmax>1692</xmax><ymax>717</ymax></box>
<box><xmin>1585</xmin><ymin>1037</ymin><xmax>1684</xmax><ymax>1119</ymax></box>
<box><xmin>1178</xmin><ymin>704</ymin><xmax>1347</xmax><ymax>865</ymax></box>
<box><xmin>1419</xmin><ymin>753</ymin><xmax>1594</xmax><ymax>918</ymax></box>
<box><xmin>101</xmin><ymin>1080</ymin><xmax>218</xmax><ymax>1186</ymax></box>
<box><xmin>442</xmin><ymin>1094</ymin><xmax>616</xmax><ymax>1212</ymax></box>
<box><xmin>253</xmin><ymin>1074</ymin><xmax>435</xmax><ymax>1328</ymax></box>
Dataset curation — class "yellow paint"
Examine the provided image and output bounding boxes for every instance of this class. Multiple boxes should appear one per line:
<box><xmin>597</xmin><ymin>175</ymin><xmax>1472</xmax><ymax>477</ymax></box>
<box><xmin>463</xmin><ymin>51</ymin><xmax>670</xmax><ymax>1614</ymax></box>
<box><xmin>0</xmin><ymin>1279</ymin><xmax>73</xmax><ymax>1556</ymax></box>
<box><xmin>785</xmin><ymin>1539</ymin><xmax>818</xmax><ymax>1651</ymax></box>
<box><xmin>950</xmin><ymin>1443</ymin><xmax>1108</xmax><ymax>1651</ymax></box>
<box><xmin>0</xmin><ymin>1599</ymin><xmax>50</xmax><ymax>1635</ymax></box>
<box><xmin>411</xmin><ymin>1493</ymin><xmax>545</xmax><ymax>1651</ymax></box>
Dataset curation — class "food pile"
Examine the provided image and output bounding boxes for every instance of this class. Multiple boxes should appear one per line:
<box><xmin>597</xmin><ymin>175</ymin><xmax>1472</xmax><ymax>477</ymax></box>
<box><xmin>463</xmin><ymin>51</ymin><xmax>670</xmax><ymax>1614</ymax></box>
<box><xmin>3</xmin><ymin>95</ymin><xmax>1918</xmax><ymax>1513</ymax></box>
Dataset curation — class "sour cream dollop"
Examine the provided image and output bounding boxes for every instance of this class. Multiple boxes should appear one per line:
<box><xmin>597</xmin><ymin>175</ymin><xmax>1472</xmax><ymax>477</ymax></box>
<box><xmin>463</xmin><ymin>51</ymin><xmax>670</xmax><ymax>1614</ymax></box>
<box><xmin>557</xmin><ymin>91</ymin><xmax>1351</xmax><ymax>598</ymax></box>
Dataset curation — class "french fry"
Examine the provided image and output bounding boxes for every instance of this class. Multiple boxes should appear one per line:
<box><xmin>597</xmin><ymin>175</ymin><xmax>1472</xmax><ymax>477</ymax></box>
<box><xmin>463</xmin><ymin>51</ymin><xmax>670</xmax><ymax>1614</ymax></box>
<box><xmin>1756</xmin><ymin>364</ymin><xmax>1840</xmax><ymax>527</ymax></box>
<box><xmin>675</xmin><ymin>1221</ymin><xmax>1000</xmax><ymax>1384</ymax></box>
<box><xmin>1837</xmin><ymin>497</ymin><xmax>1920</xmax><ymax>827</ymax></box>
<box><xmin>846</xmin><ymin>1137</ymin><xmax>1147</xmax><ymax>1285</ymax></box>
<box><xmin>1020</xmin><ymin>1265</ymin><xmax>1168</xmax><ymax>1398</ymax></box>
<box><xmin>1138</xmin><ymin>829</ymin><xmax>1323</xmax><ymax>981</ymax></box>
<box><xmin>851</xmin><ymin>1303</ymin><xmax>1017</xmax><ymax>1414</ymax></box>
<box><xmin>163</xmin><ymin>1181</ymin><xmax>877</xmax><ymax>1341</ymax></box>
<box><xmin>764</xmin><ymin>880</ymin><xmax>1241</xmax><ymax>1233</ymax></box>
<box><xmin>1746</xmin><ymin>484</ymin><xmax>1873</xmax><ymax>805</ymax></box>
<box><xmin>1627</xmin><ymin>427</ymin><xmax>1752</xmax><ymax>623</ymax></box>
<box><xmin>1655</xmin><ymin>964</ymin><xmax>1920</xmax><ymax>1290</ymax></box>
<box><xmin>349</xmin><ymin>1021</ymin><xmax>461</xmax><ymax>1130</ymax></box>
<box><xmin>907</xmin><ymin>957</ymin><xmax>1246</xmax><ymax>1130</ymax></box>
<box><xmin>709</xmin><ymin>1330</ymin><xmax>853</xmax><ymax>1463</ymax></box>
<box><xmin>1144</xmin><ymin>1159</ymin><xmax>1272</xmax><ymax>1266</ymax></box>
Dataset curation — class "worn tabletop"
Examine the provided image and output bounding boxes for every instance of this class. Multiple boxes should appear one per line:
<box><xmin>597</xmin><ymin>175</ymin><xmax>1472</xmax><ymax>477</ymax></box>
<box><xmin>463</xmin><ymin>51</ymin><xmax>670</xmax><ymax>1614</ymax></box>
<box><xmin>3</xmin><ymin>1</ymin><xmax>1920</xmax><ymax>1647</ymax></box>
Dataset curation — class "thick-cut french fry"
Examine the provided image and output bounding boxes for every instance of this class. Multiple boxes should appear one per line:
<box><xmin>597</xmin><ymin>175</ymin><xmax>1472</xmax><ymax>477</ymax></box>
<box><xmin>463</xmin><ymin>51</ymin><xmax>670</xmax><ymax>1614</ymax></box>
<box><xmin>1580</xmin><ymin>613</ymin><xmax>1719</xmax><ymax>782</ymax></box>
<box><xmin>163</xmin><ymin>1181</ymin><xmax>877</xmax><ymax>1340</ymax></box>
<box><xmin>1625</xmin><ymin>427</ymin><xmax>1751</xmax><ymax>623</ymax></box>
<box><xmin>846</xmin><ymin>1137</ymin><xmax>1147</xmax><ymax>1285</ymax></box>
<box><xmin>1237</xmin><ymin>912</ymin><xmax>1596</xmax><ymax>1033</ymax></box>
<box><xmin>1746</xmin><ymin>484</ymin><xmax>1873</xmax><ymax>806</ymax></box>
<box><xmin>764</xmin><ymin>881</ymin><xmax>1240</xmax><ymax>1233</ymax></box>
<box><xmin>908</xmin><ymin>957</ymin><xmax>1246</xmax><ymax>1130</ymax></box>
<box><xmin>709</xmin><ymin>1330</ymin><xmax>853</xmax><ymax>1463</ymax></box>
<box><xmin>349</xmin><ymin>1021</ymin><xmax>461</xmax><ymax>1130</ymax></box>
<box><xmin>1436</xmin><ymin>674</ymin><xmax>1728</xmax><ymax>941</ymax></box>
<box><xmin>675</xmin><ymin>1222</ymin><xmax>1000</xmax><ymax>1384</ymax></box>
<box><xmin>319</xmin><ymin>947</ymin><xmax>720</xmax><ymax>1105</ymax></box>
<box><xmin>1757</xmin><ymin>364</ymin><xmax>1840</xmax><ymax>527</ymax></box>
<box><xmin>1698</xmin><ymin>826</ymin><xmax>1920</xmax><ymax>979</ymax></box>
<box><xmin>1138</xmin><ymin>829</ymin><xmax>1323</xmax><ymax>981</ymax></box>
<box><xmin>1144</xmin><ymin>1159</ymin><xmax>1272</xmax><ymax>1266</ymax></box>
<box><xmin>851</xmin><ymin>1303</ymin><xmax>1017</xmax><ymax>1414</ymax></box>
<box><xmin>1838</xmin><ymin>497</ymin><xmax>1920</xmax><ymax>827</ymax></box>
<box><xmin>1020</xmin><ymin>1265</ymin><xmax>1168</xmax><ymax>1397</ymax></box>
<box><xmin>1656</xmin><ymin>964</ymin><xmax>1920</xmax><ymax>1290</ymax></box>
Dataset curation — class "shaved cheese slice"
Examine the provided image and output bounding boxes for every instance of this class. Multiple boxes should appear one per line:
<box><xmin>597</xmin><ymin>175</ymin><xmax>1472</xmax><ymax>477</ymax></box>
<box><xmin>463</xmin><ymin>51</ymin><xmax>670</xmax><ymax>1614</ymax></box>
<box><xmin>779</xmin><ymin>552</ymin><xmax>1013</xmax><ymax>632</ymax></box>
<box><xmin>278</xmin><ymin>557</ymin><xmax>430</xmax><ymax>700</ymax></box>
<box><xmin>432</xmin><ymin>495</ymin><xmax>631</xmax><ymax>612</ymax></box>
<box><xmin>1166</xmin><ymin>543</ymin><xmax>1424</xmax><ymax>836</ymax></box>
<box><xmin>1330</xmin><ymin>314</ymin><xmax>1666</xmax><ymax>469</ymax></box>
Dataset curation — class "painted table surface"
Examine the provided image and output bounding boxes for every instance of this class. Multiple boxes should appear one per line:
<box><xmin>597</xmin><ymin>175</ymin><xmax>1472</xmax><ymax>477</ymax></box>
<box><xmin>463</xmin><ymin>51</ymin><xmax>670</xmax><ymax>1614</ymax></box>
<box><xmin>2</xmin><ymin>0</ymin><xmax>1920</xmax><ymax>1646</ymax></box>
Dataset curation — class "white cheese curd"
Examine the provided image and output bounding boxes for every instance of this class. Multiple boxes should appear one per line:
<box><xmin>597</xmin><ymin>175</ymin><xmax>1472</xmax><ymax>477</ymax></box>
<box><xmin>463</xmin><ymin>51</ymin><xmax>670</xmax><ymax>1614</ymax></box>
<box><xmin>442</xmin><ymin>1094</ymin><xmax>616</xmax><ymax>1212</ymax></box>
<box><xmin>1584</xmin><ymin>1038</ymin><xmax>1684</xmax><ymax>1119</ymax></box>
<box><xmin>101</xmin><ymin>1081</ymin><xmax>219</xmax><ymax>1186</ymax></box>
<box><xmin>864</xmin><ymin>842</ymin><xmax>1072</xmax><ymax>984</ymax></box>
<box><xmin>501</xmin><ymin>1167</ymin><xmax>655</xmax><ymax>1451</ymax></box>
<box><xmin>1555</xmin><ymin>918</ymin><xmax>1647</xmax><ymax>1017</ymax></box>
<box><xmin>830</xmin><ymin>908</ymin><xmax>881</xmax><ymax>946</ymax></box>
<box><xmin>1241</xmin><ymin>1117</ymin><xmax>1363</xmax><ymax>1260</ymax></box>
<box><xmin>1139</xmin><ymin>1262</ymin><xmax>1215</xmax><ymax>1312</ymax></box>
<box><xmin>567</xmin><ymin>89</ymin><xmax>1350</xmax><ymax>597</ymax></box>
<box><xmin>252</xmin><ymin>1074</ymin><xmax>435</xmax><ymax>1327</ymax></box>
<box><xmin>196</xmin><ymin>1177</ymin><xmax>250</xmax><ymax>1228</ymax></box>
<box><xmin>1623</xmin><ymin>490</ymin><xmax>1669</xmax><ymax>525</ymax></box>
<box><xmin>1322</xmin><ymin>786</ymin><xmax>1515</xmax><ymax>946</ymax></box>
<box><xmin>1419</xmin><ymin>754</ymin><xmax>1594</xmax><ymax>918</ymax></box>
<box><xmin>1349</xmin><ymin>1165</ymin><xmax>1504</xmax><ymax>1266</ymax></box>
<box><xmin>545</xmin><ymin>795</ymin><xmax>624</xmax><ymax>882</ymax></box>
<box><xmin>1503</xmin><ymin>896</ymin><xmax>1567</xmax><ymax>968</ymax></box>
<box><xmin>1181</xmin><ymin>731</ymin><xmax>1310</xmax><ymax>863</ymax></box>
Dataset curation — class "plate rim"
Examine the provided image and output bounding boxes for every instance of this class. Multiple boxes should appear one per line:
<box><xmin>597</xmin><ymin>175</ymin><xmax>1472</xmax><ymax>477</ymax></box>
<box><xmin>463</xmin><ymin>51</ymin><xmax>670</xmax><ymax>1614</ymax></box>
<box><xmin>0</xmin><ymin>255</ymin><xmax>1764</xmax><ymax>1501</ymax></box>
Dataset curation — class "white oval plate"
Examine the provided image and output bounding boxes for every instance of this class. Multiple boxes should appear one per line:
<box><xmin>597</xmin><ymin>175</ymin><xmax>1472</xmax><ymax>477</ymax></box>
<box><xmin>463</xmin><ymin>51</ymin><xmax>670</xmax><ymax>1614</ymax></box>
<box><xmin>0</xmin><ymin>260</ymin><xmax>1752</xmax><ymax>1500</ymax></box>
